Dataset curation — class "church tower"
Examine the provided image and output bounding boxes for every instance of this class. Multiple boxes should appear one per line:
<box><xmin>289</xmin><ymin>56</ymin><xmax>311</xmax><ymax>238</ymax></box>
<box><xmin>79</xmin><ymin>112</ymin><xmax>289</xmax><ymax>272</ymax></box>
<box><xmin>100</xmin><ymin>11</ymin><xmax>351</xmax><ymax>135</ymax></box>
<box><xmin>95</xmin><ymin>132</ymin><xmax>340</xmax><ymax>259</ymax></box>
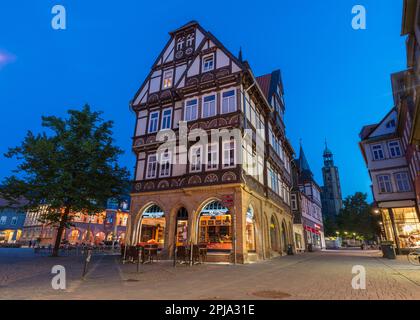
<box><xmin>321</xmin><ymin>143</ymin><xmax>343</xmax><ymax>221</ymax></box>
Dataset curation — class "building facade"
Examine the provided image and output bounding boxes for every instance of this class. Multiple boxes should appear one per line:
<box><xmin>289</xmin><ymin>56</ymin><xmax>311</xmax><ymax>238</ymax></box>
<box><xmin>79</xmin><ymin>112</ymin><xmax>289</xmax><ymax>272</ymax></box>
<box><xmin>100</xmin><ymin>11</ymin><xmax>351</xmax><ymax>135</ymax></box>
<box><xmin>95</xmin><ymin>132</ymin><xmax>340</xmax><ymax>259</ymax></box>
<box><xmin>126</xmin><ymin>21</ymin><xmax>295</xmax><ymax>263</ymax></box>
<box><xmin>320</xmin><ymin>144</ymin><xmax>343</xmax><ymax>223</ymax></box>
<box><xmin>0</xmin><ymin>198</ymin><xmax>27</xmax><ymax>243</ymax></box>
<box><xmin>358</xmin><ymin>0</ymin><xmax>420</xmax><ymax>254</ymax></box>
<box><xmin>359</xmin><ymin>108</ymin><xmax>420</xmax><ymax>253</ymax></box>
<box><xmin>291</xmin><ymin>146</ymin><xmax>325</xmax><ymax>251</ymax></box>
<box><xmin>20</xmin><ymin>199</ymin><xmax>130</xmax><ymax>246</ymax></box>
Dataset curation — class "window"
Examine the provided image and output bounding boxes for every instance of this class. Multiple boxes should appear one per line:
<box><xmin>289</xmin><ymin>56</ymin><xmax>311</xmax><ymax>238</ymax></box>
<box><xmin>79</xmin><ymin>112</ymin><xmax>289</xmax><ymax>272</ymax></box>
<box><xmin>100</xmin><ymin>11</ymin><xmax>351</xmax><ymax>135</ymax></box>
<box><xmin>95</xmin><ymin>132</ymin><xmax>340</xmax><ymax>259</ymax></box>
<box><xmin>394</xmin><ymin>172</ymin><xmax>411</xmax><ymax>192</ymax></box>
<box><xmin>207</xmin><ymin>143</ymin><xmax>219</xmax><ymax>170</ymax></box>
<box><xmin>163</xmin><ymin>70</ymin><xmax>173</xmax><ymax>89</ymax></box>
<box><xmin>186</xmin><ymin>34</ymin><xmax>194</xmax><ymax>47</ymax></box>
<box><xmin>223</xmin><ymin>139</ymin><xmax>236</xmax><ymax>168</ymax></box>
<box><xmin>0</xmin><ymin>216</ymin><xmax>6</xmax><ymax>225</ymax></box>
<box><xmin>386</xmin><ymin>119</ymin><xmax>396</xmax><ymax>129</ymax></box>
<box><xmin>377</xmin><ymin>175</ymin><xmax>392</xmax><ymax>193</ymax></box>
<box><xmin>202</xmin><ymin>54</ymin><xmax>214</xmax><ymax>72</ymax></box>
<box><xmin>388</xmin><ymin>141</ymin><xmax>402</xmax><ymax>158</ymax></box>
<box><xmin>159</xmin><ymin>151</ymin><xmax>171</xmax><ymax>177</ymax></box>
<box><xmin>161</xmin><ymin>108</ymin><xmax>172</xmax><ymax>130</ymax></box>
<box><xmin>11</xmin><ymin>217</ymin><xmax>17</xmax><ymax>225</ymax></box>
<box><xmin>291</xmin><ymin>194</ymin><xmax>297</xmax><ymax>210</ymax></box>
<box><xmin>221</xmin><ymin>90</ymin><xmax>236</xmax><ymax>114</ymax></box>
<box><xmin>372</xmin><ymin>144</ymin><xmax>384</xmax><ymax>160</ymax></box>
<box><xmin>190</xmin><ymin>145</ymin><xmax>202</xmax><ymax>172</ymax></box>
<box><xmin>148</xmin><ymin>111</ymin><xmax>159</xmax><ymax>133</ymax></box>
<box><xmin>202</xmin><ymin>95</ymin><xmax>216</xmax><ymax>118</ymax></box>
<box><xmin>146</xmin><ymin>154</ymin><xmax>157</xmax><ymax>179</ymax></box>
<box><xmin>185</xmin><ymin>99</ymin><xmax>198</xmax><ymax>121</ymax></box>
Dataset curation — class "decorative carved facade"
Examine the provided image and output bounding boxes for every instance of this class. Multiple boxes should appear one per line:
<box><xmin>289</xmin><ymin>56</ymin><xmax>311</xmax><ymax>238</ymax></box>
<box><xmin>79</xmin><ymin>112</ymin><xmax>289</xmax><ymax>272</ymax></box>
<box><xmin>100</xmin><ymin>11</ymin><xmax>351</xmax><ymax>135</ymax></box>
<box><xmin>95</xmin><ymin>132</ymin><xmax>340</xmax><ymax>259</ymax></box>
<box><xmin>127</xmin><ymin>21</ymin><xmax>296</xmax><ymax>263</ymax></box>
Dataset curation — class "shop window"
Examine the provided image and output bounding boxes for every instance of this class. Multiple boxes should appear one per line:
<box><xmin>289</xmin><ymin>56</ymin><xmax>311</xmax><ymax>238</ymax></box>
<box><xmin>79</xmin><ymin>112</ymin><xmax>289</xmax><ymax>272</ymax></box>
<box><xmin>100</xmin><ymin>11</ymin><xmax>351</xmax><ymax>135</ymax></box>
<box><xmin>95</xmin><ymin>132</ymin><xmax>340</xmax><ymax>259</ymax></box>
<box><xmin>176</xmin><ymin>208</ymin><xmax>188</xmax><ymax>246</ymax></box>
<box><xmin>384</xmin><ymin>208</ymin><xmax>420</xmax><ymax>249</ymax></box>
<box><xmin>198</xmin><ymin>201</ymin><xmax>231</xmax><ymax>252</ymax></box>
<box><xmin>139</xmin><ymin>204</ymin><xmax>165</xmax><ymax>249</ymax></box>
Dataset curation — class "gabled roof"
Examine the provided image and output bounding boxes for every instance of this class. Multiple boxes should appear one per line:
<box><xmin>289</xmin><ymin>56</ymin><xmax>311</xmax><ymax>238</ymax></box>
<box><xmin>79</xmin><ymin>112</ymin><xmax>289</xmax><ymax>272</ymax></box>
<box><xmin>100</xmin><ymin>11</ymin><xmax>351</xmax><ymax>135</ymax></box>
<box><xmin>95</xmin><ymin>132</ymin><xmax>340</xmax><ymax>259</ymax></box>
<box><xmin>256</xmin><ymin>73</ymin><xmax>272</xmax><ymax>100</ymax></box>
<box><xmin>359</xmin><ymin>107</ymin><xmax>397</xmax><ymax>141</ymax></box>
<box><xmin>256</xmin><ymin>69</ymin><xmax>284</xmax><ymax>105</ymax></box>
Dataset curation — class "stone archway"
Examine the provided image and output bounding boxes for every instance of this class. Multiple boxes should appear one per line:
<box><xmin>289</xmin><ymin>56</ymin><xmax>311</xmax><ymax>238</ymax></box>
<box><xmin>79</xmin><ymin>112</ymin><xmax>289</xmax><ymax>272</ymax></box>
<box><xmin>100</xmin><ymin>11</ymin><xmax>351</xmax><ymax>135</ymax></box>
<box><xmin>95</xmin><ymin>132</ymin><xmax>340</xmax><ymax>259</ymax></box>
<box><xmin>270</xmin><ymin>215</ymin><xmax>280</xmax><ymax>252</ymax></box>
<box><xmin>245</xmin><ymin>205</ymin><xmax>257</xmax><ymax>252</ymax></box>
<box><xmin>196</xmin><ymin>199</ymin><xmax>231</xmax><ymax>252</ymax></box>
<box><xmin>135</xmin><ymin>203</ymin><xmax>166</xmax><ymax>249</ymax></box>
<box><xmin>281</xmin><ymin>220</ymin><xmax>288</xmax><ymax>253</ymax></box>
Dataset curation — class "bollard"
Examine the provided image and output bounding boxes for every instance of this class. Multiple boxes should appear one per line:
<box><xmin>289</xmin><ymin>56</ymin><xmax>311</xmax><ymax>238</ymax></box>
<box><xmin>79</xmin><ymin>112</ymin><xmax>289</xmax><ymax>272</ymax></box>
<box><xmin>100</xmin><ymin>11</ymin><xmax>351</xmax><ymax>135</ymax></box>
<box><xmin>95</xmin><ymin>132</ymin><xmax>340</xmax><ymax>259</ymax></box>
<box><xmin>82</xmin><ymin>249</ymin><xmax>92</xmax><ymax>279</ymax></box>
<box><xmin>137</xmin><ymin>247</ymin><xmax>141</xmax><ymax>273</ymax></box>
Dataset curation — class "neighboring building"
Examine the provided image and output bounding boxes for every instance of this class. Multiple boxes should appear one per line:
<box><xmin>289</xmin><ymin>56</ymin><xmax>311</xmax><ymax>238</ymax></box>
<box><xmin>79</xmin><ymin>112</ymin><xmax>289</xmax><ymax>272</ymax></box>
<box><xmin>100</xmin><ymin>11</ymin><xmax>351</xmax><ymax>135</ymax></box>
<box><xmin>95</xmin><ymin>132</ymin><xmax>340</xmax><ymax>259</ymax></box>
<box><xmin>126</xmin><ymin>21</ymin><xmax>295</xmax><ymax>263</ymax></box>
<box><xmin>359</xmin><ymin>108</ymin><xmax>420</xmax><ymax>253</ymax></box>
<box><xmin>291</xmin><ymin>146</ymin><xmax>325</xmax><ymax>251</ymax></box>
<box><xmin>320</xmin><ymin>143</ymin><xmax>343</xmax><ymax>223</ymax></box>
<box><xmin>0</xmin><ymin>198</ymin><xmax>27</xmax><ymax>243</ymax></box>
<box><xmin>400</xmin><ymin>0</ymin><xmax>420</xmax><ymax>213</ymax></box>
<box><xmin>358</xmin><ymin>0</ymin><xmax>420</xmax><ymax>254</ymax></box>
<box><xmin>401</xmin><ymin>0</ymin><xmax>420</xmax><ymax>148</ymax></box>
<box><xmin>20</xmin><ymin>198</ymin><xmax>130</xmax><ymax>246</ymax></box>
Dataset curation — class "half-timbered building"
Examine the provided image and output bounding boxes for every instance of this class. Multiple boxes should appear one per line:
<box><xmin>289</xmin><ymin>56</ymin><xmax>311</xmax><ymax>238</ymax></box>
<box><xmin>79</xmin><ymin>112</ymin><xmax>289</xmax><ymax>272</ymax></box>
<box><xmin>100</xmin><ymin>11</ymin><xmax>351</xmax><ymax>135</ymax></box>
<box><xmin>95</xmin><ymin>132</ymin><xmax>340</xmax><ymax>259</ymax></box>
<box><xmin>126</xmin><ymin>21</ymin><xmax>295</xmax><ymax>263</ymax></box>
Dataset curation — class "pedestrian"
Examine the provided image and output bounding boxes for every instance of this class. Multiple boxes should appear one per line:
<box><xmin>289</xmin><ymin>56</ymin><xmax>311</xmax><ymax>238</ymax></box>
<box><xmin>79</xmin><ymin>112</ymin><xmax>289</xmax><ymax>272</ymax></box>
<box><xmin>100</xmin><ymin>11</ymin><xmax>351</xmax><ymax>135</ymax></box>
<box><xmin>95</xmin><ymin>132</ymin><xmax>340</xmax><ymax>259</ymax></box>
<box><xmin>28</xmin><ymin>240</ymin><xmax>32</xmax><ymax>248</ymax></box>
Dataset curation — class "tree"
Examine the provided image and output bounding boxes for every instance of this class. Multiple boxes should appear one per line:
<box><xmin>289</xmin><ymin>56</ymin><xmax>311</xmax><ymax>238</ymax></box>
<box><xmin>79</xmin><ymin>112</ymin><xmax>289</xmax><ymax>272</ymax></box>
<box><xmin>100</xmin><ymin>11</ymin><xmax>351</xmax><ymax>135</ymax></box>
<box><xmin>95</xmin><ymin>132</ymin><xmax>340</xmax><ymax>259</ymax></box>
<box><xmin>0</xmin><ymin>105</ymin><xmax>130</xmax><ymax>256</ymax></box>
<box><xmin>336</xmin><ymin>192</ymin><xmax>380</xmax><ymax>240</ymax></box>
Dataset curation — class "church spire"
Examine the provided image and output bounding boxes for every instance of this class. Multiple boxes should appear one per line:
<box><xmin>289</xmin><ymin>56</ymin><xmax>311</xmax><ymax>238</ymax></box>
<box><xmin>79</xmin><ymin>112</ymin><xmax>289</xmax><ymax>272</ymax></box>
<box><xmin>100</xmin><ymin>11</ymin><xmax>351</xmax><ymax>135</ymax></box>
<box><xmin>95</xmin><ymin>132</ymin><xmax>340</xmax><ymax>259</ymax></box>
<box><xmin>323</xmin><ymin>140</ymin><xmax>334</xmax><ymax>166</ymax></box>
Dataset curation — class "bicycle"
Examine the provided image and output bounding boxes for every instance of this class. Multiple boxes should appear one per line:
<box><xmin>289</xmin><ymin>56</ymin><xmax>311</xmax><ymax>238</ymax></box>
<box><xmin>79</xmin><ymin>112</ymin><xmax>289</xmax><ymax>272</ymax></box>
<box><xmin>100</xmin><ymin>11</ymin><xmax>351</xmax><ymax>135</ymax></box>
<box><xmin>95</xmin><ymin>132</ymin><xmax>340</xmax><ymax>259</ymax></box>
<box><xmin>407</xmin><ymin>248</ymin><xmax>420</xmax><ymax>266</ymax></box>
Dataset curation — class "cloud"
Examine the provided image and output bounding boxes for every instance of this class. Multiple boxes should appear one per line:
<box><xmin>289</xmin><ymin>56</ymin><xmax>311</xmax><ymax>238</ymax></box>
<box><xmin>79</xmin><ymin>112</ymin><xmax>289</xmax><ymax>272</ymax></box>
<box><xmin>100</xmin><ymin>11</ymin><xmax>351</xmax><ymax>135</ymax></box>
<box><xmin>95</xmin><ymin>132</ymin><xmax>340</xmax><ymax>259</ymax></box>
<box><xmin>0</xmin><ymin>50</ymin><xmax>16</xmax><ymax>69</ymax></box>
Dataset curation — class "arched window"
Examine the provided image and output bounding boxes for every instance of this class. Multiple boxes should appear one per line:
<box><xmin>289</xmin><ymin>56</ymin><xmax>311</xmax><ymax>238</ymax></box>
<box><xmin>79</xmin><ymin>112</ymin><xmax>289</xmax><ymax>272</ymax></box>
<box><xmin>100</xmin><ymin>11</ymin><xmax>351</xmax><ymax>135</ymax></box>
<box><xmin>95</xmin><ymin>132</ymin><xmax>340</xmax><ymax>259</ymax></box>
<box><xmin>270</xmin><ymin>216</ymin><xmax>280</xmax><ymax>252</ymax></box>
<box><xmin>176</xmin><ymin>208</ymin><xmax>188</xmax><ymax>246</ymax></box>
<box><xmin>199</xmin><ymin>201</ymin><xmax>231</xmax><ymax>252</ymax></box>
<box><xmin>246</xmin><ymin>206</ymin><xmax>256</xmax><ymax>252</ymax></box>
<box><xmin>138</xmin><ymin>204</ymin><xmax>165</xmax><ymax>248</ymax></box>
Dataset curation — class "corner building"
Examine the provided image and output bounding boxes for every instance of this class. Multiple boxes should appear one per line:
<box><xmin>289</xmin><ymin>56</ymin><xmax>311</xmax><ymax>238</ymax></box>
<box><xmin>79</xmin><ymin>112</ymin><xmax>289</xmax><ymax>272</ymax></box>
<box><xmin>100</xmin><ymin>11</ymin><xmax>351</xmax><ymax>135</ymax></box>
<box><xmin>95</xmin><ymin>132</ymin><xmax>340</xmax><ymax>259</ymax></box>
<box><xmin>127</xmin><ymin>21</ymin><xmax>295</xmax><ymax>263</ymax></box>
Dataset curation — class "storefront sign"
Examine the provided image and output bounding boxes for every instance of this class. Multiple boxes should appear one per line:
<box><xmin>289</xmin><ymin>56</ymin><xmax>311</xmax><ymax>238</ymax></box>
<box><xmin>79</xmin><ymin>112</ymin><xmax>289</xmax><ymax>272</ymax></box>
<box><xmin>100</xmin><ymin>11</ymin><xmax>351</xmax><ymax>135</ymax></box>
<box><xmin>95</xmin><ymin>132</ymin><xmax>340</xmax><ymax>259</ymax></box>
<box><xmin>221</xmin><ymin>194</ymin><xmax>235</xmax><ymax>208</ymax></box>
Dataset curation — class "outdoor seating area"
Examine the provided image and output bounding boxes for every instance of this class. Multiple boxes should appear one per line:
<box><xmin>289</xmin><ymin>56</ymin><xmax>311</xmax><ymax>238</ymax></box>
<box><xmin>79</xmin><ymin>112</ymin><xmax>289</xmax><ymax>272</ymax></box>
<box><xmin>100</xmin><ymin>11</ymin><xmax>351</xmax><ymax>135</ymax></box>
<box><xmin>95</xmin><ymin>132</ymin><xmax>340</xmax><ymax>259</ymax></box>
<box><xmin>122</xmin><ymin>243</ymin><xmax>208</xmax><ymax>266</ymax></box>
<box><xmin>175</xmin><ymin>244</ymin><xmax>208</xmax><ymax>265</ymax></box>
<box><xmin>122</xmin><ymin>243</ymin><xmax>160</xmax><ymax>264</ymax></box>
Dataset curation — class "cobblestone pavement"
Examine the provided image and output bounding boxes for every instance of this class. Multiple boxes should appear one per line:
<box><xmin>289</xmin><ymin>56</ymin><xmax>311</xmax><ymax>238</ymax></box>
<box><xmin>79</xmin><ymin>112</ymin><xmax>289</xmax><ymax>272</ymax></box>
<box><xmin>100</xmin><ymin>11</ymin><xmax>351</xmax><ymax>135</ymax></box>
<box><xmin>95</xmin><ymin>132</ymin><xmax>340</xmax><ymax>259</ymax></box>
<box><xmin>1</xmin><ymin>248</ymin><xmax>420</xmax><ymax>300</ymax></box>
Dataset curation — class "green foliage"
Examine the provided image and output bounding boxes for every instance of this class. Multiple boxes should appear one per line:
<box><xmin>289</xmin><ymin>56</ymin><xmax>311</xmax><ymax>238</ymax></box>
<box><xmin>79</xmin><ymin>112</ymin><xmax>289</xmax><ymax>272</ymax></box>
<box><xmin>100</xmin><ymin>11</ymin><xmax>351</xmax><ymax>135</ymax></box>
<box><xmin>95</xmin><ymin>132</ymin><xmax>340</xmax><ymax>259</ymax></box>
<box><xmin>0</xmin><ymin>105</ymin><xmax>130</xmax><ymax>254</ymax></box>
<box><xmin>335</xmin><ymin>192</ymin><xmax>380</xmax><ymax>240</ymax></box>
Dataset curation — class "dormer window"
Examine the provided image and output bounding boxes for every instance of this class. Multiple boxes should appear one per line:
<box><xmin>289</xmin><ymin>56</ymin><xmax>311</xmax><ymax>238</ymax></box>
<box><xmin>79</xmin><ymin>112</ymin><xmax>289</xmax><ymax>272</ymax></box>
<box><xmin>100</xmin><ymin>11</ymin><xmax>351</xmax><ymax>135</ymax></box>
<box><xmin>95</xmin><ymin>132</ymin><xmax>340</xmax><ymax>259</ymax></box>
<box><xmin>163</xmin><ymin>70</ymin><xmax>173</xmax><ymax>89</ymax></box>
<box><xmin>386</xmin><ymin>119</ymin><xmax>396</xmax><ymax>129</ymax></box>
<box><xmin>186</xmin><ymin>34</ymin><xmax>194</xmax><ymax>47</ymax></box>
<box><xmin>176</xmin><ymin>37</ymin><xmax>185</xmax><ymax>50</ymax></box>
<box><xmin>202</xmin><ymin>54</ymin><xmax>214</xmax><ymax>72</ymax></box>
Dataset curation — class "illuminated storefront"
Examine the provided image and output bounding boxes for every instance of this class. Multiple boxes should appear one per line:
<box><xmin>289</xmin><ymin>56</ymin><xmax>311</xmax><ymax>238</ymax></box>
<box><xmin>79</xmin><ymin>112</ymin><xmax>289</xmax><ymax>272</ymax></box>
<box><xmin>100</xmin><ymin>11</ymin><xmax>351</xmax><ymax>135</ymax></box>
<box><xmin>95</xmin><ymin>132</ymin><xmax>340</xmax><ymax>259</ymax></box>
<box><xmin>382</xmin><ymin>207</ymin><xmax>420</xmax><ymax>251</ymax></box>
<box><xmin>138</xmin><ymin>204</ymin><xmax>165</xmax><ymax>249</ymax></box>
<box><xmin>198</xmin><ymin>201</ymin><xmax>232</xmax><ymax>251</ymax></box>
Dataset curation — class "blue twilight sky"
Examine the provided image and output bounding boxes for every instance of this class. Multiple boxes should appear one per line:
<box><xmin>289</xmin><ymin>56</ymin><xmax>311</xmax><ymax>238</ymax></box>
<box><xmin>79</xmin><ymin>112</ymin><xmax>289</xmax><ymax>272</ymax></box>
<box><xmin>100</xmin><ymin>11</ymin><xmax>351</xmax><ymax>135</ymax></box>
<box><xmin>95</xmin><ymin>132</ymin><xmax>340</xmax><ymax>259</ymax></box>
<box><xmin>0</xmin><ymin>0</ymin><xmax>407</xmax><ymax>200</ymax></box>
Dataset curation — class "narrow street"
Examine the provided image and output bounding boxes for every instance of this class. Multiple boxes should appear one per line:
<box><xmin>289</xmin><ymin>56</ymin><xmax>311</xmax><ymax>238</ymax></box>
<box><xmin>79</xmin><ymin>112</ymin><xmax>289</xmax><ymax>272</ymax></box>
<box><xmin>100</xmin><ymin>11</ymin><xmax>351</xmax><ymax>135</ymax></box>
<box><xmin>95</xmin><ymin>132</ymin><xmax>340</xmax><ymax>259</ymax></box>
<box><xmin>1</xmin><ymin>248</ymin><xmax>419</xmax><ymax>300</ymax></box>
